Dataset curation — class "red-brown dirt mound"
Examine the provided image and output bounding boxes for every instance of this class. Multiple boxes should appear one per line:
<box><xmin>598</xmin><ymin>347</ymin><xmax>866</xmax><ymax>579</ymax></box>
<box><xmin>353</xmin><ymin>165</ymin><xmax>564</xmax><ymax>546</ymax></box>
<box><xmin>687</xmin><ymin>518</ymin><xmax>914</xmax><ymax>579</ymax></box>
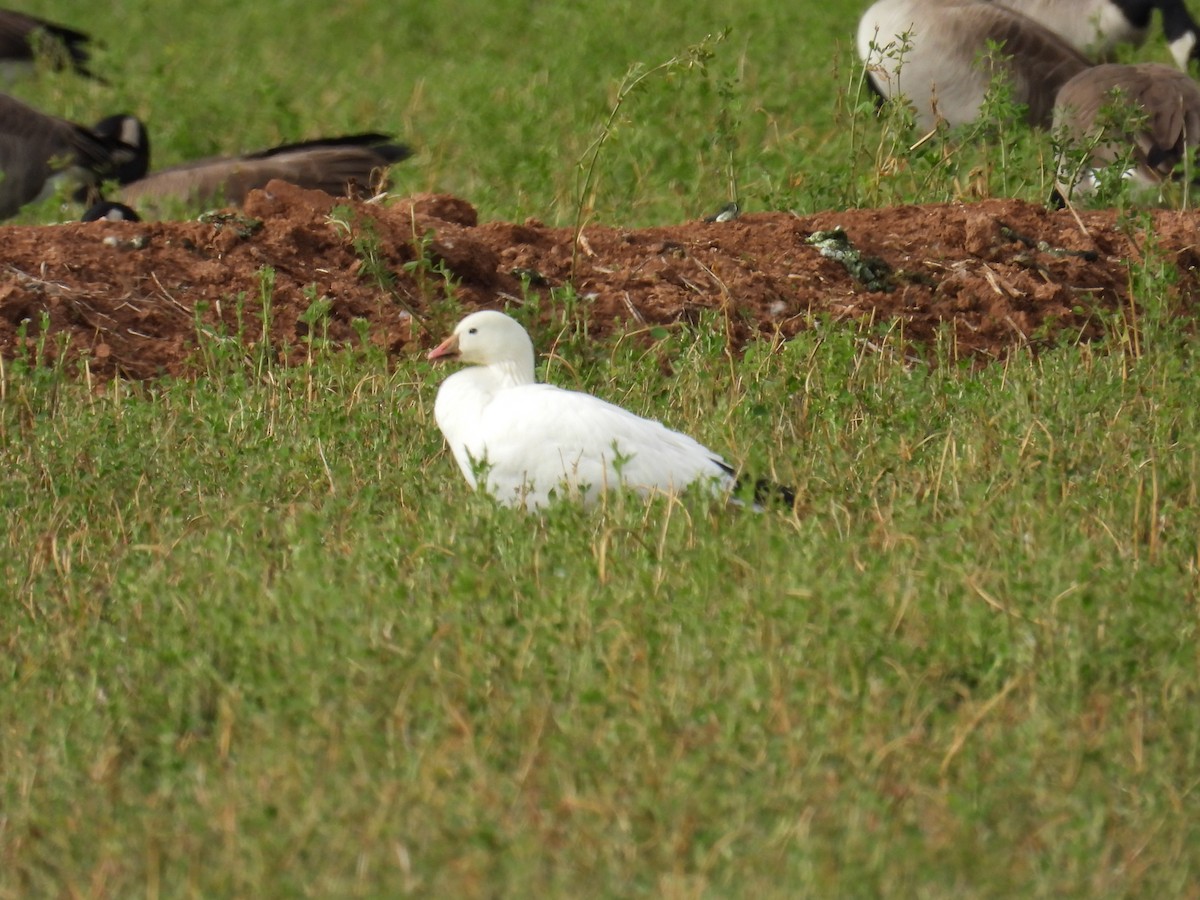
<box><xmin>1</xmin><ymin>180</ymin><xmax>1197</xmax><ymax>380</ymax></box>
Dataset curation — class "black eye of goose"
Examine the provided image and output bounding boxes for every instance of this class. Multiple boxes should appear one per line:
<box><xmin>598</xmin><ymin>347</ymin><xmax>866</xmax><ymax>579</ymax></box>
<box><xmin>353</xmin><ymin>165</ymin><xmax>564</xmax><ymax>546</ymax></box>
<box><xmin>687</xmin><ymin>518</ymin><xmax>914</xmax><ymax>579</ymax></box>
<box><xmin>468</xmin><ymin>327</ymin><xmax>478</xmax><ymax>334</ymax></box>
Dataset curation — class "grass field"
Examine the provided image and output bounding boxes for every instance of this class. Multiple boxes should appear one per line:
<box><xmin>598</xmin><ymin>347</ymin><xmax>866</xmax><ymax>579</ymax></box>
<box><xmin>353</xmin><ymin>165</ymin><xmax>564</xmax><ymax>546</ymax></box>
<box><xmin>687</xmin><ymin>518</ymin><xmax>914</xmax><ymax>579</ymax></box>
<box><xmin>11</xmin><ymin>0</ymin><xmax>834</xmax><ymax>226</ymax></box>
<box><xmin>4</xmin><ymin>1</ymin><xmax>1200</xmax><ymax>897</ymax></box>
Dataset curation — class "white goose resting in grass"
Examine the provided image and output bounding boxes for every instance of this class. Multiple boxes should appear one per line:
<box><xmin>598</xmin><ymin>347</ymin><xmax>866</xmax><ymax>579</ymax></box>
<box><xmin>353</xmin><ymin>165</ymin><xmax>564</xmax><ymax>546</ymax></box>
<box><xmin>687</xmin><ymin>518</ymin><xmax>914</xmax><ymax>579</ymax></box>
<box><xmin>427</xmin><ymin>311</ymin><xmax>793</xmax><ymax>511</ymax></box>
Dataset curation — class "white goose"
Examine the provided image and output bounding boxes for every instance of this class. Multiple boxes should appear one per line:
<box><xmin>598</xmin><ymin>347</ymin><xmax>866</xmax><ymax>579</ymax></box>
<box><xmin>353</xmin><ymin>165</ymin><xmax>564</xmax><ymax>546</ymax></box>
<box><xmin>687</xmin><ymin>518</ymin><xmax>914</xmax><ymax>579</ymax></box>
<box><xmin>427</xmin><ymin>311</ymin><xmax>790</xmax><ymax>511</ymax></box>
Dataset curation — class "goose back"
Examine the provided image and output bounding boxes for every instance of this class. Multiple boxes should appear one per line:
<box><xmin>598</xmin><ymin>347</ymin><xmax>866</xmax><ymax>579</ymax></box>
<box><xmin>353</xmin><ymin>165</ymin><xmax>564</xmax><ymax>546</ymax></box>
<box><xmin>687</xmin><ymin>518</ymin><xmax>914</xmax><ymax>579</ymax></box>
<box><xmin>858</xmin><ymin>0</ymin><xmax>1093</xmax><ymax>129</ymax></box>
<box><xmin>1054</xmin><ymin>62</ymin><xmax>1200</xmax><ymax>196</ymax></box>
<box><xmin>993</xmin><ymin>0</ymin><xmax>1200</xmax><ymax>68</ymax></box>
<box><xmin>0</xmin><ymin>94</ymin><xmax>129</xmax><ymax>217</ymax></box>
<box><xmin>113</xmin><ymin>134</ymin><xmax>412</xmax><ymax>211</ymax></box>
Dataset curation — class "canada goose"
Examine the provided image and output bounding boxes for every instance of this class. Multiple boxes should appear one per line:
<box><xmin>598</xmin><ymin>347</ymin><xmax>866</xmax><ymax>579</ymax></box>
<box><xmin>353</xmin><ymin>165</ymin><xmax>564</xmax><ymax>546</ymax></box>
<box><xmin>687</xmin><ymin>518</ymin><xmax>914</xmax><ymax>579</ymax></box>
<box><xmin>858</xmin><ymin>0</ymin><xmax>1093</xmax><ymax>130</ymax></box>
<box><xmin>991</xmin><ymin>0</ymin><xmax>1200</xmax><ymax>69</ymax></box>
<box><xmin>87</xmin><ymin>123</ymin><xmax>413</xmax><ymax>216</ymax></box>
<box><xmin>0</xmin><ymin>9</ymin><xmax>97</xmax><ymax>81</ymax></box>
<box><xmin>0</xmin><ymin>94</ymin><xmax>144</xmax><ymax>219</ymax></box>
<box><xmin>81</xmin><ymin>200</ymin><xmax>140</xmax><ymax>222</ymax></box>
<box><xmin>1052</xmin><ymin>62</ymin><xmax>1200</xmax><ymax>201</ymax></box>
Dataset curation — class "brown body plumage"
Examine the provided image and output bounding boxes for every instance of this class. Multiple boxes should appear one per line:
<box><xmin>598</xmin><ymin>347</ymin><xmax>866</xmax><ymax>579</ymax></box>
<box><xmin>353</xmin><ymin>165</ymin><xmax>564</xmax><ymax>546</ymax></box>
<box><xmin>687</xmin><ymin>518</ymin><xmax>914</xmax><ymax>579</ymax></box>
<box><xmin>991</xmin><ymin>0</ymin><xmax>1200</xmax><ymax>69</ymax></box>
<box><xmin>0</xmin><ymin>94</ymin><xmax>135</xmax><ymax>218</ymax></box>
<box><xmin>857</xmin><ymin>0</ymin><xmax>1092</xmax><ymax>130</ymax></box>
<box><xmin>1054</xmin><ymin>62</ymin><xmax>1200</xmax><ymax>199</ymax></box>
<box><xmin>98</xmin><ymin>132</ymin><xmax>412</xmax><ymax>215</ymax></box>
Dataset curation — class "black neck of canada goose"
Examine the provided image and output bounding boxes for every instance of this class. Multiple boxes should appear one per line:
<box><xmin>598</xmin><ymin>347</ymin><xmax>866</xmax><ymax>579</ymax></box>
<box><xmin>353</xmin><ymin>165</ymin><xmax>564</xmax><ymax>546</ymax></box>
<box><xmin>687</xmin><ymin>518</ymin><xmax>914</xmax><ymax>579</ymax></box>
<box><xmin>1113</xmin><ymin>0</ymin><xmax>1157</xmax><ymax>29</ymax></box>
<box><xmin>1154</xmin><ymin>0</ymin><xmax>1200</xmax><ymax>66</ymax></box>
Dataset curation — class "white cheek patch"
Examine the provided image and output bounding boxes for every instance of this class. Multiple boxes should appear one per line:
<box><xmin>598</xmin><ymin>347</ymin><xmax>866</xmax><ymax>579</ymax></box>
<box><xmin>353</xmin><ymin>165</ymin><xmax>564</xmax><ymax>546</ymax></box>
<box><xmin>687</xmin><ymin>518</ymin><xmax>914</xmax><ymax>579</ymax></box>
<box><xmin>1170</xmin><ymin>31</ymin><xmax>1197</xmax><ymax>69</ymax></box>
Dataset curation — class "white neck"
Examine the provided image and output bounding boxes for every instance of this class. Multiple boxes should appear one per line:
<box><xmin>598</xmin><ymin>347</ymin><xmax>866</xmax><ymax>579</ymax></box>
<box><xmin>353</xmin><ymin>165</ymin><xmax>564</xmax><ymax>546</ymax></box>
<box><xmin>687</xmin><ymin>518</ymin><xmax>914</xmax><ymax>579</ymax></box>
<box><xmin>486</xmin><ymin>357</ymin><xmax>536</xmax><ymax>387</ymax></box>
<box><xmin>1170</xmin><ymin>31</ymin><xmax>1197</xmax><ymax>69</ymax></box>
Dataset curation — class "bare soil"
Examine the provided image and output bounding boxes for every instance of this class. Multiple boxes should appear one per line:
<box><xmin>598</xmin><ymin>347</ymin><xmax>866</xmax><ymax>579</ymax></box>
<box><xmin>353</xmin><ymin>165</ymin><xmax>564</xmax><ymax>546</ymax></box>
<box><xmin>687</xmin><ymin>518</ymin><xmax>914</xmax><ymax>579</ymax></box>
<box><xmin>2</xmin><ymin>180</ymin><xmax>1197</xmax><ymax>380</ymax></box>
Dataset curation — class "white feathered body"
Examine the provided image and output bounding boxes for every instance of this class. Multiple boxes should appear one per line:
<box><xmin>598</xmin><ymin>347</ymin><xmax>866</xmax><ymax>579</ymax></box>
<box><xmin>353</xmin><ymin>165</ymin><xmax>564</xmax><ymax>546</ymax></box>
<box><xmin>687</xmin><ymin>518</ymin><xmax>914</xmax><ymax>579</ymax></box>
<box><xmin>434</xmin><ymin>368</ymin><xmax>732</xmax><ymax>510</ymax></box>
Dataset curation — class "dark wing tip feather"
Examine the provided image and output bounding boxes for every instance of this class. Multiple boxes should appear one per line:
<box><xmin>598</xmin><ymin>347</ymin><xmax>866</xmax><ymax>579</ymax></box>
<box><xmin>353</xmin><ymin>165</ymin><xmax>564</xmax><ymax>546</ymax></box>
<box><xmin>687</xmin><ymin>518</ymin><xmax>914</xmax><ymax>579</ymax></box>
<box><xmin>866</xmin><ymin>72</ymin><xmax>888</xmax><ymax>112</ymax></box>
<box><xmin>371</xmin><ymin>142</ymin><xmax>414</xmax><ymax>164</ymax></box>
<box><xmin>746</xmin><ymin>477</ymin><xmax>797</xmax><ymax>510</ymax></box>
<box><xmin>250</xmin><ymin>133</ymin><xmax>413</xmax><ymax>161</ymax></box>
<box><xmin>23</xmin><ymin>17</ymin><xmax>103</xmax><ymax>81</ymax></box>
<box><xmin>716</xmin><ymin>459</ymin><xmax>797</xmax><ymax>510</ymax></box>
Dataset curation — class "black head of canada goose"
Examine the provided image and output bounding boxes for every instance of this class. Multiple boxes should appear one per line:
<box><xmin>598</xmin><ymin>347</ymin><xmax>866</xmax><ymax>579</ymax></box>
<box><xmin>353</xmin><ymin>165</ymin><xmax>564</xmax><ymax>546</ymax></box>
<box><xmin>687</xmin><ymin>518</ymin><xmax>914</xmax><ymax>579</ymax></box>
<box><xmin>0</xmin><ymin>95</ymin><xmax>146</xmax><ymax>219</ymax></box>
<box><xmin>1052</xmin><ymin>62</ymin><xmax>1200</xmax><ymax>202</ymax></box>
<box><xmin>0</xmin><ymin>8</ymin><xmax>99</xmax><ymax>81</ymax></box>
<box><xmin>80</xmin><ymin>199</ymin><xmax>140</xmax><ymax>222</ymax></box>
<box><xmin>857</xmin><ymin>0</ymin><xmax>1093</xmax><ymax>131</ymax></box>
<box><xmin>990</xmin><ymin>0</ymin><xmax>1200</xmax><ymax>69</ymax></box>
<box><xmin>85</xmin><ymin>121</ymin><xmax>413</xmax><ymax>217</ymax></box>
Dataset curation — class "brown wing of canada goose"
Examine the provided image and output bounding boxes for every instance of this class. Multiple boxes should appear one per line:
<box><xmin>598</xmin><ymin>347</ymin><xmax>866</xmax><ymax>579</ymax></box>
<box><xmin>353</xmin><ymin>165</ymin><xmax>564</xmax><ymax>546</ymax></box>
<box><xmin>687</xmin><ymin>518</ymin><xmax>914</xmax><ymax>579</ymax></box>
<box><xmin>1055</xmin><ymin>63</ymin><xmax>1200</xmax><ymax>184</ymax></box>
<box><xmin>0</xmin><ymin>93</ymin><xmax>132</xmax><ymax>218</ymax></box>
<box><xmin>1123</xmin><ymin>64</ymin><xmax>1200</xmax><ymax>178</ymax></box>
<box><xmin>115</xmin><ymin>135</ymin><xmax>413</xmax><ymax>209</ymax></box>
<box><xmin>982</xmin><ymin>0</ymin><xmax>1148</xmax><ymax>59</ymax></box>
<box><xmin>951</xmin><ymin>2</ymin><xmax>1094</xmax><ymax>126</ymax></box>
<box><xmin>858</xmin><ymin>0</ymin><xmax>1092</xmax><ymax>129</ymax></box>
<box><xmin>0</xmin><ymin>9</ymin><xmax>96</xmax><ymax>79</ymax></box>
<box><xmin>990</xmin><ymin>0</ymin><xmax>1200</xmax><ymax>70</ymax></box>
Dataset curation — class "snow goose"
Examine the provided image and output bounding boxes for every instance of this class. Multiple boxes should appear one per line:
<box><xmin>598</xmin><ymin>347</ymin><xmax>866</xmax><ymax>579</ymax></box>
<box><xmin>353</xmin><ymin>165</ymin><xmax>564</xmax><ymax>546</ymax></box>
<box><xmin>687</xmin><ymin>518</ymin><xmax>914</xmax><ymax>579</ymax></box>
<box><xmin>1052</xmin><ymin>62</ymin><xmax>1200</xmax><ymax>202</ymax></box>
<box><xmin>857</xmin><ymin>0</ymin><xmax>1092</xmax><ymax>130</ymax></box>
<box><xmin>427</xmin><ymin>311</ymin><xmax>792</xmax><ymax>511</ymax></box>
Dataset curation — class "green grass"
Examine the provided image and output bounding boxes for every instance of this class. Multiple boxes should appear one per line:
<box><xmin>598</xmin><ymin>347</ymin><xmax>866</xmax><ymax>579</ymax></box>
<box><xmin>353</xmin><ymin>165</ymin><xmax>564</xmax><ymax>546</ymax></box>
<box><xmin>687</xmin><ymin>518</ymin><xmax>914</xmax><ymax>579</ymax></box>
<box><xmin>4</xmin><ymin>312</ymin><xmax>1200</xmax><ymax>896</ymax></box>
<box><xmin>11</xmin><ymin>1</ymin><xmax>1189</xmax><ymax>223</ymax></box>
<box><xmin>19</xmin><ymin>0</ymin><xmax>1179</xmax><ymax>226</ymax></box>
<box><xmin>4</xmin><ymin>0</ymin><xmax>1200</xmax><ymax>896</ymax></box>
<box><xmin>12</xmin><ymin>0</ymin><xmax>843</xmax><ymax>226</ymax></box>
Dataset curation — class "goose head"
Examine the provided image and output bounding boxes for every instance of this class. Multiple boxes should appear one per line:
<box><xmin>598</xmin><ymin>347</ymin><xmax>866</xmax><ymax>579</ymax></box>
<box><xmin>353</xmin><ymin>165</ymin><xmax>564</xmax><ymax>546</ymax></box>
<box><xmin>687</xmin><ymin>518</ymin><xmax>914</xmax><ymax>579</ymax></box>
<box><xmin>90</xmin><ymin>113</ymin><xmax>150</xmax><ymax>184</ymax></box>
<box><xmin>427</xmin><ymin>310</ymin><xmax>537</xmax><ymax>385</ymax></box>
<box><xmin>81</xmin><ymin>200</ymin><xmax>141</xmax><ymax>222</ymax></box>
